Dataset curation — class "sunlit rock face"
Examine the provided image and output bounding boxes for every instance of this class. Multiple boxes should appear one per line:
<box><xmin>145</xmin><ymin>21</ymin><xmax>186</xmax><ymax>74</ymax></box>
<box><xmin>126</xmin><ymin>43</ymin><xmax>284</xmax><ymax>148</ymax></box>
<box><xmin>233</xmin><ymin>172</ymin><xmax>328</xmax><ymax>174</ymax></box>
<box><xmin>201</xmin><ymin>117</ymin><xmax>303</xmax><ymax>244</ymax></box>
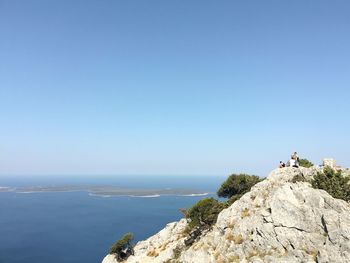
<box><xmin>102</xmin><ymin>165</ymin><xmax>350</xmax><ymax>263</ymax></box>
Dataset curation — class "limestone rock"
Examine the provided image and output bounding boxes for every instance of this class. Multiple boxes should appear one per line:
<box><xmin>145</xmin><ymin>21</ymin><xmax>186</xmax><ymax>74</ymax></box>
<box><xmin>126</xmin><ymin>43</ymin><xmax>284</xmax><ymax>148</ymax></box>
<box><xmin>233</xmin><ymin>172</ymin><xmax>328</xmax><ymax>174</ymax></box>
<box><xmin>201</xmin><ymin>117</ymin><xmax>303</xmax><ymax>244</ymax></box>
<box><xmin>323</xmin><ymin>158</ymin><xmax>336</xmax><ymax>168</ymax></box>
<box><xmin>102</xmin><ymin>219</ymin><xmax>188</xmax><ymax>263</ymax></box>
<box><xmin>102</xmin><ymin>166</ymin><xmax>350</xmax><ymax>263</ymax></box>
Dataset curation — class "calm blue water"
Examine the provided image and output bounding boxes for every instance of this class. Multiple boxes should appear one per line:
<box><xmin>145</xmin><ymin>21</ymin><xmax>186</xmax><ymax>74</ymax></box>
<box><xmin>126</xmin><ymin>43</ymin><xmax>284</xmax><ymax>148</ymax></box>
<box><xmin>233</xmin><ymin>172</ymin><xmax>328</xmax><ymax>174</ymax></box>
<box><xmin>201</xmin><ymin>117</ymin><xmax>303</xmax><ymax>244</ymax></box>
<box><xmin>0</xmin><ymin>175</ymin><xmax>225</xmax><ymax>263</ymax></box>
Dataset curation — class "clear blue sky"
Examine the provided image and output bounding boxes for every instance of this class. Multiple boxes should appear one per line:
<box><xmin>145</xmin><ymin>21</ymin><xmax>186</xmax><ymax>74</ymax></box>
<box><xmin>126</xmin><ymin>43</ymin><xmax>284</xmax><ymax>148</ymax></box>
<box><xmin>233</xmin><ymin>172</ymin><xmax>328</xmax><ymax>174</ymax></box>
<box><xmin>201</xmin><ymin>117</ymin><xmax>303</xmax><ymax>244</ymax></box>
<box><xmin>0</xmin><ymin>0</ymin><xmax>349</xmax><ymax>176</ymax></box>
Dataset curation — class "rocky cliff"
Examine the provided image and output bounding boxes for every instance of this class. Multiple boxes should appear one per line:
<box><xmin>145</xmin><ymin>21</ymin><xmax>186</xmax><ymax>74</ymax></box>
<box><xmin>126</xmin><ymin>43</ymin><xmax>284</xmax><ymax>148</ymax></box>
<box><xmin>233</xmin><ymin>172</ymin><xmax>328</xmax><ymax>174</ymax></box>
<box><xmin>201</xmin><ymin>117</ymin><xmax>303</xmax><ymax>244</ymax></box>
<box><xmin>102</xmin><ymin>166</ymin><xmax>350</xmax><ymax>263</ymax></box>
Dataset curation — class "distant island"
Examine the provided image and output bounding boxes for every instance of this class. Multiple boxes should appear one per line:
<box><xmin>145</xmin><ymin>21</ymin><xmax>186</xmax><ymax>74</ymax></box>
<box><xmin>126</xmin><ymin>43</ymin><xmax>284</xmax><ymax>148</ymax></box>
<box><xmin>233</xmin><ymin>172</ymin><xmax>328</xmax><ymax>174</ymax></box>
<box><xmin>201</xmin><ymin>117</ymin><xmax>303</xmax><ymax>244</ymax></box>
<box><xmin>0</xmin><ymin>185</ymin><xmax>209</xmax><ymax>197</ymax></box>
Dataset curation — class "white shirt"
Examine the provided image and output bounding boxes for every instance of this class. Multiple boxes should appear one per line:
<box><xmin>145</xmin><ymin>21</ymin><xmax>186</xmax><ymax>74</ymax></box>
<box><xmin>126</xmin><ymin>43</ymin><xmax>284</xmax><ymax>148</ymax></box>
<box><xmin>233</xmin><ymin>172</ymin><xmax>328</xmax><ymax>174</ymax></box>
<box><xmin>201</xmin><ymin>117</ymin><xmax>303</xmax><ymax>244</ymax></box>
<box><xmin>290</xmin><ymin>159</ymin><xmax>296</xmax><ymax>166</ymax></box>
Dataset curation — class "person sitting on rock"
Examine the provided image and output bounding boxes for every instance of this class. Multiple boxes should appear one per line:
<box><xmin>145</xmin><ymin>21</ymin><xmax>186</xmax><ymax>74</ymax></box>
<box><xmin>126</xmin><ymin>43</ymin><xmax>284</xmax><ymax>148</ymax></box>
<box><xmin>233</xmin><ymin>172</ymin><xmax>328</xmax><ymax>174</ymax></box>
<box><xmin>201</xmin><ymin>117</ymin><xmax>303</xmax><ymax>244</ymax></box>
<box><xmin>279</xmin><ymin>161</ymin><xmax>286</xmax><ymax>168</ymax></box>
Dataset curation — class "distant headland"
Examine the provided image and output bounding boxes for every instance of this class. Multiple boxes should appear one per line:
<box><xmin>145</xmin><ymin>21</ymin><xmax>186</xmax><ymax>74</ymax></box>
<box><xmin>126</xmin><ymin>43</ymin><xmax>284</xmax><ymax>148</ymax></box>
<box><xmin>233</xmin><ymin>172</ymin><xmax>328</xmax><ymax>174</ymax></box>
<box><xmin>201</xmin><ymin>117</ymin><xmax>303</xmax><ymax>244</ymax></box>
<box><xmin>0</xmin><ymin>185</ymin><xmax>209</xmax><ymax>197</ymax></box>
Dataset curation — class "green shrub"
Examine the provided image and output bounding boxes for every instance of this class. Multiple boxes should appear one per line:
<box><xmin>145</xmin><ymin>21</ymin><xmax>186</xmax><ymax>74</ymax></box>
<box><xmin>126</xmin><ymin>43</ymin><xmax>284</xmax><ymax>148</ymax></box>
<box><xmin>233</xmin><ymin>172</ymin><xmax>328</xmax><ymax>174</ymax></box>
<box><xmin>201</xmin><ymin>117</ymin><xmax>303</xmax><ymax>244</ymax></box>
<box><xmin>291</xmin><ymin>174</ymin><xmax>307</xmax><ymax>183</ymax></box>
<box><xmin>217</xmin><ymin>174</ymin><xmax>261</xmax><ymax>199</ymax></box>
<box><xmin>186</xmin><ymin>198</ymin><xmax>225</xmax><ymax>230</ymax></box>
<box><xmin>299</xmin><ymin>159</ymin><xmax>314</xmax><ymax>168</ymax></box>
<box><xmin>311</xmin><ymin>166</ymin><xmax>350</xmax><ymax>202</ymax></box>
<box><xmin>109</xmin><ymin>232</ymin><xmax>134</xmax><ymax>261</ymax></box>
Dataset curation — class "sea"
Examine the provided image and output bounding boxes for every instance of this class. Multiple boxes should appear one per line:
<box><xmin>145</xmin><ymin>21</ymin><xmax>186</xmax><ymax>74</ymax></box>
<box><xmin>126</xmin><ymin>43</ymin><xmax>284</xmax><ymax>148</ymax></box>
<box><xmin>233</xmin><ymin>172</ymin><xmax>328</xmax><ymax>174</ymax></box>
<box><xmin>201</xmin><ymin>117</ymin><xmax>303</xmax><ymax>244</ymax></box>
<box><xmin>0</xmin><ymin>175</ymin><xmax>226</xmax><ymax>263</ymax></box>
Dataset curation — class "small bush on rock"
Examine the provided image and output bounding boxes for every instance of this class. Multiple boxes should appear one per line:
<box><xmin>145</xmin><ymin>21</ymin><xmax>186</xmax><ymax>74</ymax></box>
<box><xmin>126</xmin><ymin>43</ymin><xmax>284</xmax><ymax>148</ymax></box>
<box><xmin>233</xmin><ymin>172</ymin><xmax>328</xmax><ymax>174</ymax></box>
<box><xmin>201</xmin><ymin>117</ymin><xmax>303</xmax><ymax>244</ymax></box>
<box><xmin>291</xmin><ymin>174</ymin><xmax>308</xmax><ymax>183</ymax></box>
<box><xmin>109</xmin><ymin>232</ymin><xmax>134</xmax><ymax>261</ymax></box>
<box><xmin>312</xmin><ymin>166</ymin><xmax>350</xmax><ymax>202</ymax></box>
<box><xmin>186</xmin><ymin>198</ymin><xmax>225</xmax><ymax>230</ymax></box>
<box><xmin>217</xmin><ymin>174</ymin><xmax>262</xmax><ymax>206</ymax></box>
<box><xmin>217</xmin><ymin>174</ymin><xmax>261</xmax><ymax>198</ymax></box>
<box><xmin>299</xmin><ymin>158</ymin><xmax>314</xmax><ymax>168</ymax></box>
